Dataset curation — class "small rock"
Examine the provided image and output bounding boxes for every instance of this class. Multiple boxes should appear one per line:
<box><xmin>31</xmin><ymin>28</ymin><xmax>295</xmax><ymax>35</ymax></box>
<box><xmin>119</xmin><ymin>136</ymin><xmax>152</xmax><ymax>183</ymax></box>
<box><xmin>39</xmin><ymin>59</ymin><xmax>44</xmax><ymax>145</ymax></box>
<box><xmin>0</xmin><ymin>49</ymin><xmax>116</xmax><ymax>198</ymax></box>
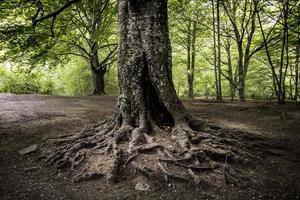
<box><xmin>18</xmin><ymin>144</ymin><xmax>38</xmax><ymax>155</ymax></box>
<box><xmin>135</xmin><ymin>182</ymin><xmax>151</xmax><ymax>191</ymax></box>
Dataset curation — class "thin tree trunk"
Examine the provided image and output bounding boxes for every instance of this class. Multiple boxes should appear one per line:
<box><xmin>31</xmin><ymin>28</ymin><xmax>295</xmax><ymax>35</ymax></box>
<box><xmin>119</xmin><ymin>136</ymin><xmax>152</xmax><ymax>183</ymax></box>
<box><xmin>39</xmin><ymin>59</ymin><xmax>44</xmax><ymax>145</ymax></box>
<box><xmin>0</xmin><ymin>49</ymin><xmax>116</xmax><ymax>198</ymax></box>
<box><xmin>225</xmin><ymin>38</ymin><xmax>234</xmax><ymax>101</ymax></box>
<box><xmin>233</xmin><ymin>66</ymin><xmax>238</xmax><ymax>97</ymax></box>
<box><xmin>190</xmin><ymin>21</ymin><xmax>197</xmax><ymax>99</ymax></box>
<box><xmin>216</xmin><ymin>0</ymin><xmax>222</xmax><ymax>101</ymax></box>
<box><xmin>187</xmin><ymin>21</ymin><xmax>193</xmax><ymax>99</ymax></box>
<box><xmin>212</xmin><ymin>0</ymin><xmax>219</xmax><ymax>99</ymax></box>
<box><xmin>278</xmin><ymin>1</ymin><xmax>289</xmax><ymax>104</ymax></box>
<box><xmin>295</xmin><ymin>4</ymin><xmax>300</xmax><ymax>103</ymax></box>
<box><xmin>295</xmin><ymin>28</ymin><xmax>299</xmax><ymax>103</ymax></box>
<box><xmin>257</xmin><ymin>7</ymin><xmax>280</xmax><ymax>102</ymax></box>
<box><xmin>289</xmin><ymin>66</ymin><xmax>293</xmax><ymax>100</ymax></box>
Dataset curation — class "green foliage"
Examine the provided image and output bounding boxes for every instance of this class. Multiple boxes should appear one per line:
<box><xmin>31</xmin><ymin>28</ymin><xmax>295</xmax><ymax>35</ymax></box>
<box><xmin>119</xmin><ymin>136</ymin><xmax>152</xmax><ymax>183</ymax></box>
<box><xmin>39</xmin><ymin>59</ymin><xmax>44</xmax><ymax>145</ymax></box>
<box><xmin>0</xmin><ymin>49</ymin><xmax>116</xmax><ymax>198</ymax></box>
<box><xmin>0</xmin><ymin>0</ymin><xmax>298</xmax><ymax>102</ymax></box>
<box><xmin>0</xmin><ymin>56</ymin><xmax>120</xmax><ymax>96</ymax></box>
<box><xmin>0</xmin><ymin>64</ymin><xmax>40</xmax><ymax>94</ymax></box>
<box><xmin>45</xmin><ymin>58</ymin><xmax>91</xmax><ymax>96</ymax></box>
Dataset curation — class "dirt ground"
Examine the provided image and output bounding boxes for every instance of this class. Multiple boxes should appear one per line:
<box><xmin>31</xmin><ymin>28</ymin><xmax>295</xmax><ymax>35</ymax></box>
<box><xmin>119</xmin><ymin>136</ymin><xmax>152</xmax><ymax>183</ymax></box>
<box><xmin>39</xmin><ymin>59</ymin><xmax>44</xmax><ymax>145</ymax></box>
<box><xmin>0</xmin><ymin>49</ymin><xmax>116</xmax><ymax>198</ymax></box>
<box><xmin>0</xmin><ymin>94</ymin><xmax>299</xmax><ymax>200</ymax></box>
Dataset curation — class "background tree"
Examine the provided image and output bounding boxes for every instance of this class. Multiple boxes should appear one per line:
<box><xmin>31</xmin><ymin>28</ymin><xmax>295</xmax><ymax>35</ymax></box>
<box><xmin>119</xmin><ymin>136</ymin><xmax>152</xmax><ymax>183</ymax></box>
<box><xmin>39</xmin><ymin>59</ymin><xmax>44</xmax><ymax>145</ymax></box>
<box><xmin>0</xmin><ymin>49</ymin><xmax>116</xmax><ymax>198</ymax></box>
<box><xmin>0</xmin><ymin>0</ymin><xmax>118</xmax><ymax>95</ymax></box>
<box><xmin>68</xmin><ymin>0</ymin><xmax>118</xmax><ymax>95</ymax></box>
<box><xmin>257</xmin><ymin>0</ymin><xmax>299</xmax><ymax>104</ymax></box>
<box><xmin>222</xmin><ymin>0</ymin><xmax>259</xmax><ymax>102</ymax></box>
<box><xmin>169</xmin><ymin>0</ymin><xmax>202</xmax><ymax>99</ymax></box>
<box><xmin>1</xmin><ymin>0</ymin><xmax>298</xmax><ymax>104</ymax></box>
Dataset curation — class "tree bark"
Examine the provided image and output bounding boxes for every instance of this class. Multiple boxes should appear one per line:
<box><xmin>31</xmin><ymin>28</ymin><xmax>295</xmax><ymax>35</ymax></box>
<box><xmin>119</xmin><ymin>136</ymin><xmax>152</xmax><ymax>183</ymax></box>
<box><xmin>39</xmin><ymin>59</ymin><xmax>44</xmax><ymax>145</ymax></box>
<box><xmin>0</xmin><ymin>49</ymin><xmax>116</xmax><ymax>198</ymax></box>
<box><xmin>117</xmin><ymin>0</ymin><xmax>193</xmax><ymax>128</ymax></box>
<box><xmin>90</xmin><ymin>41</ymin><xmax>106</xmax><ymax>95</ymax></box>
<box><xmin>187</xmin><ymin>21</ymin><xmax>197</xmax><ymax>99</ymax></box>
<box><xmin>295</xmin><ymin>25</ymin><xmax>299</xmax><ymax>103</ymax></box>
<box><xmin>225</xmin><ymin>38</ymin><xmax>235</xmax><ymax>101</ymax></box>
<box><xmin>187</xmin><ymin>21</ymin><xmax>193</xmax><ymax>98</ymax></box>
<box><xmin>212</xmin><ymin>0</ymin><xmax>220</xmax><ymax>100</ymax></box>
<box><xmin>91</xmin><ymin>68</ymin><xmax>106</xmax><ymax>95</ymax></box>
<box><xmin>237</xmin><ymin>43</ymin><xmax>246</xmax><ymax>102</ymax></box>
<box><xmin>216</xmin><ymin>0</ymin><xmax>222</xmax><ymax>101</ymax></box>
<box><xmin>222</xmin><ymin>0</ymin><xmax>258</xmax><ymax>102</ymax></box>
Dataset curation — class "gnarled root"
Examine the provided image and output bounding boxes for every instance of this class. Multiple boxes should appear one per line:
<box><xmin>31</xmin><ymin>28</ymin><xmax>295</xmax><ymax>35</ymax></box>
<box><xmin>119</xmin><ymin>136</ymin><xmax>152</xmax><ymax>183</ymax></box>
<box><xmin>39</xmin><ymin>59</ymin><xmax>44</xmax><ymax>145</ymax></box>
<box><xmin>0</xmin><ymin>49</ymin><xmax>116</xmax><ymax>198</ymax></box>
<box><xmin>41</xmin><ymin>117</ymin><xmax>260</xmax><ymax>188</ymax></box>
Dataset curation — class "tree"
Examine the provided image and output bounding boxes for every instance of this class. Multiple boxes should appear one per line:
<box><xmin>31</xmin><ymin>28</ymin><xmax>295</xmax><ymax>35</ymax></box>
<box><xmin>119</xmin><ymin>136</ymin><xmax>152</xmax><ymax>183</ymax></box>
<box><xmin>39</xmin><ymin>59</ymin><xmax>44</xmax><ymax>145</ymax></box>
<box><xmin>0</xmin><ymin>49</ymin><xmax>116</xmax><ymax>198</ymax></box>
<box><xmin>257</xmin><ymin>0</ymin><xmax>299</xmax><ymax>104</ymax></box>
<box><xmin>0</xmin><ymin>0</ymin><xmax>117</xmax><ymax>95</ymax></box>
<box><xmin>42</xmin><ymin>0</ymin><xmax>251</xmax><ymax>184</ymax></box>
<box><xmin>212</xmin><ymin>0</ymin><xmax>221</xmax><ymax>100</ymax></box>
<box><xmin>216</xmin><ymin>0</ymin><xmax>223</xmax><ymax>100</ymax></box>
<box><xmin>169</xmin><ymin>0</ymin><xmax>201</xmax><ymax>99</ymax></box>
<box><xmin>69</xmin><ymin>0</ymin><xmax>117</xmax><ymax>95</ymax></box>
<box><xmin>223</xmin><ymin>34</ymin><xmax>238</xmax><ymax>101</ymax></box>
<box><xmin>222</xmin><ymin>0</ymin><xmax>259</xmax><ymax>102</ymax></box>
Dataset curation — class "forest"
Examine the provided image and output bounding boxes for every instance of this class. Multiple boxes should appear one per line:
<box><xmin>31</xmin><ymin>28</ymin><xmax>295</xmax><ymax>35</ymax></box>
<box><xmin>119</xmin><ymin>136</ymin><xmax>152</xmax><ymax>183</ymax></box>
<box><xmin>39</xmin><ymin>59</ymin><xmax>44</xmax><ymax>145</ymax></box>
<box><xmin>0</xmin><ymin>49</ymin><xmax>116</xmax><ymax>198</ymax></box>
<box><xmin>0</xmin><ymin>0</ymin><xmax>298</xmax><ymax>103</ymax></box>
<box><xmin>0</xmin><ymin>0</ymin><xmax>299</xmax><ymax>200</ymax></box>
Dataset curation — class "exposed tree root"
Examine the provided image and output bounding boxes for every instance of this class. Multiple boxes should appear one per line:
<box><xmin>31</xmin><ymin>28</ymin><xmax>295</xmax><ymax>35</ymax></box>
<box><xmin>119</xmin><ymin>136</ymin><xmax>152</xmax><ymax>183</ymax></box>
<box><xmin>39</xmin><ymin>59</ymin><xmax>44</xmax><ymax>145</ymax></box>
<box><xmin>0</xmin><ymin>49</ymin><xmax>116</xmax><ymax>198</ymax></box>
<box><xmin>41</xmin><ymin>118</ymin><xmax>261</xmax><ymax>188</ymax></box>
<box><xmin>73</xmin><ymin>171</ymin><xmax>104</xmax><ymax>183</ymax></box>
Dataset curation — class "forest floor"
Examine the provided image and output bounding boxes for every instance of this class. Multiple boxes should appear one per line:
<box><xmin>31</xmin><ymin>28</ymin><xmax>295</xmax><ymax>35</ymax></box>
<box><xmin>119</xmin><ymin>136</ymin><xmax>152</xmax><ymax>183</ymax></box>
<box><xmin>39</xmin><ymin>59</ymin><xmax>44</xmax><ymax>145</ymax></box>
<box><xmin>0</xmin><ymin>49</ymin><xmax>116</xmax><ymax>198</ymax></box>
<box><xmin>0</xmin><ymin>94</ymin><xmax>299</xmax><ymax>200</ymax></box>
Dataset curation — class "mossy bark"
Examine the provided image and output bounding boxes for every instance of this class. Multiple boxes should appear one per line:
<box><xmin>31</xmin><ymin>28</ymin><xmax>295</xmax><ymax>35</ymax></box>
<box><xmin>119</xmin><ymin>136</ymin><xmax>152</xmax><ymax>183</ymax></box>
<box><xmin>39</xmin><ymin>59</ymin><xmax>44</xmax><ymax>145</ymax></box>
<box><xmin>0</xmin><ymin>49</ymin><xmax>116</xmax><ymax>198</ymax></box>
<box><xmin>115</xmin><ymin>0</ymin><xmax>194</xmax><ymax>130</ymax></box>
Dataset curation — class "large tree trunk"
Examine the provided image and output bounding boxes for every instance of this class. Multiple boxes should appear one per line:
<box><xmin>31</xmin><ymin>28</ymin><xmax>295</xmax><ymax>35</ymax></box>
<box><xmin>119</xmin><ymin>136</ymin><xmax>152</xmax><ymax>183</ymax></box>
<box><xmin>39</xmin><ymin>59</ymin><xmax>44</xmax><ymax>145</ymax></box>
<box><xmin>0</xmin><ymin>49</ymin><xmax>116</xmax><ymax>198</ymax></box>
<box><xmin>117</xmin><ymin>0</ymin><xmax>193</xmax><ymax>128</ymax></box>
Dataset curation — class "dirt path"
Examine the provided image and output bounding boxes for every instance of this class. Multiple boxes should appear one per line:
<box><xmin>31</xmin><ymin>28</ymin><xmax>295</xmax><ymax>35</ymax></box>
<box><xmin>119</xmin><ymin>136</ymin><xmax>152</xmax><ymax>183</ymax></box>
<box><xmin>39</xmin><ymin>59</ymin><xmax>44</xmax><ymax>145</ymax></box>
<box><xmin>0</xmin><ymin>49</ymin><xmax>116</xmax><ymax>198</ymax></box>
<box><xmin>0</xmin><ymin>94</ymin><xmax>299</xmax><ymax>199</ymax></box>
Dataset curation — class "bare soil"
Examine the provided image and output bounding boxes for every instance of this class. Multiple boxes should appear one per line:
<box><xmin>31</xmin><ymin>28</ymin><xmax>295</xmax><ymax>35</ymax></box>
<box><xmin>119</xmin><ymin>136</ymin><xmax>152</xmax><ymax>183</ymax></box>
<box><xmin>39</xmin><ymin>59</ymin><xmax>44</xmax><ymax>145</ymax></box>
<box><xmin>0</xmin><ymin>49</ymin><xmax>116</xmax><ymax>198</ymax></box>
<box><xmin>0</xmin><ymin>94</ymin><xmax>299</xmax><ymax>200</ymax></box>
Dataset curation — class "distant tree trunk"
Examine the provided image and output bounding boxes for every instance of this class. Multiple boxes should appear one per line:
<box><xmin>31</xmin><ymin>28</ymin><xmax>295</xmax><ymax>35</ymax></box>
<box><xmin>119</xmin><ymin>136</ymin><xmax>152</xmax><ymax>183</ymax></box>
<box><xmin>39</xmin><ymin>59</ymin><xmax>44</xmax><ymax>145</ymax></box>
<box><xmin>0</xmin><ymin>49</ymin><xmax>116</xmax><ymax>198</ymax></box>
<box><xmin>186</xmin><ymin>19</ymin><xmax>197</xmax><ymax>99</ymax></box>
<box><xmin>190</xmin><ymin>21</ymin><xmax>197</xmax><ymax>99</ymax></box>
<box><xmin>222</xmin><ymin>0</ymin><xmax>258</xmax><ymax>102</ymax></box>
<box><xmin>186</xmin><ymin>20</ymin><xmax>197</xmax><ymax>99</ymax></box>
<box><xmin>289</xmin><ymin>66</ymin><xmax>293</xmax><ymax>100</ymax></box>
<box><xmin>233</xmin><ymin>66</ymin><xmax>238</xmax><ymax>97</ymax></box>
<box><xmin>278</xmin><ymin>0</ymin><xmax>289</xmax><ymax>104</ymax></box>
<box><xmin>257</xmin><ymin>8</ymin><xmax>280</xmax><ymax>103</ymax></box>
<box><xmin>257</xmin><ymin>0</ymin><xmax>290</xmax><ymax>105</ymax></box>
<box><xmin>225</xmin><ymin>38</ymin><xmax>235</xmax><ymax>101</ymax></box>
<box><xmin>90</xmin><ymin>41</ymin><xmax>106</xmax><ymax>95</ymax></box>
<box><xmin>216</xmin><ymin>0</ymin><xmax>222</xmax><ymax>101</ymax></box>
<box><xmin>212</xmin><ymin>0</ymin><xmax>219</xmax><ymax>99</ymax></box>
<box><xmin>186</xmin><ymin>21</ymin><xmax>193</xmax><ymax>99</ymax></box>
<box><xmin>296</xmin><ymin>4</ymin><xmax>300</xmax><ymax>103</ymax></box>
<box><xmin>236</xmin><ymin>43</ymin><xmax>246</xmax><ymax>102</ymax></box>
<box><xmin>295</xmin><ymin>28</ymin><xmax>299</xmax><ymax>103</ymax></box>
<box><xmin>91</xmin><ymin>68</ymin><xmax>106</xmax><ymax>95</ymax></box>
